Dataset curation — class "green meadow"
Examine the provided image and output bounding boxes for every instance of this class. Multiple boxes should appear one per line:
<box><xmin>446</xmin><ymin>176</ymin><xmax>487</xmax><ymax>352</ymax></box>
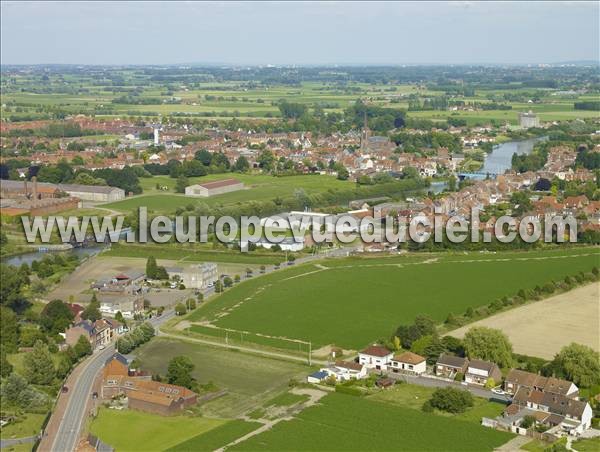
<box><xmin>187</xmin><ymin>248</ymin><xmax>600</xmax><ymax>349</ymax></box>
<box><xmin>230</xmin><ymin>392</ymin><xmax>513</xmax><ymax>451</ymax></box>
<box><xmin>102</xmin><ymin>173</ymin><xmax>351</xmax><ymax>214</ymax></box>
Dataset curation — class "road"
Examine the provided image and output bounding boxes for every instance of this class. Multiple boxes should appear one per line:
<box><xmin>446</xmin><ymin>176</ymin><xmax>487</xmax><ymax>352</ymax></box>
<box><xmin>50</xmin><ymin>310</ymin><xmax>176</xmax><ymax>452</ymax></box>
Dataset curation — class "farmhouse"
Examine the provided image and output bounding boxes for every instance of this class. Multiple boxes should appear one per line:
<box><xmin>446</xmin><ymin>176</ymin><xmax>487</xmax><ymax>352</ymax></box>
<box><xmin>504</xmin><ymin>369</ymin><xmax>578</xmax><ymax>397</ymax></box>
<box><xmin>389</xmin><ymin>352</ymin><xmax>427</xmax><ymax>375</ymax></box>
<box><xmin>435</xmin><ymin>354</ymin><xmax>469</xmax><ymax>379</ymax></box>
<box><xmin>464</xmin><ymin>359</ymin><xmax>502</xmax><ymax>386</ymax></box>
<box><xmin>101</xmin><ymin>354</ymin><xmax>197</xmax><ymax>416</ymax></box>
<box><xmin>358</xmin><ymin>345</ymin><xmax>393</xmax><ymax>371</ymax></box>
<box><xmin>185</xmin><ymin>178</ymin><xmax>244</xmax><ymax>197</ymax></box>
<box><xmin>0</xmin><ymin>179</ymin><xmax>125</xmax><ymax>202</ymax></box>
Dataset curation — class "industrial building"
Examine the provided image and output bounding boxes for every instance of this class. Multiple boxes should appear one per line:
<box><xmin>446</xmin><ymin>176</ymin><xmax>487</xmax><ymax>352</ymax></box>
<box><xmin>0</xmin><ymin>179</ymin><xmax>125</xmax><ymax>202</ymax></box>
<box><xmin>185</xmin><ymin>178</ymin><xmax>244</xmax><ymax>197</ymax></box>
<box><xmin>166</xmin><ymin>263</ymin><xmax>218</xmax><ymax>289</ymax></box>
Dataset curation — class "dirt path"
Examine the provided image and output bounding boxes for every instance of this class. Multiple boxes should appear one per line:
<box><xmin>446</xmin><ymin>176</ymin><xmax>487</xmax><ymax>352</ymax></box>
<box><xmin>448</xmin><ymin>282</ymin><xmax>600</xmax><ymax>359</ymax></box>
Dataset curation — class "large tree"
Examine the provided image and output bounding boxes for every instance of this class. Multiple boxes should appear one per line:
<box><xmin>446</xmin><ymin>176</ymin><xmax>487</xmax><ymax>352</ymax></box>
<box><xmin>81</xmin><ymin>296</ymin><xmax>101</xmax><ymax>322</ymax></box>
<box><xmin>166</xmin><ymin>356</ymin><xmax>196</xmax><ymax>389</ymax></box>
<box><xmin>40</xmin><ymin>299</ymin><xmax>74</xmax><ymax>334</ymax></box>
<box><xmin>0</xmin><ymin>306</ymin><xmax>19</xmax><ymax>352</ymax></box>
<box><xmin>549</xmin><ymin>343</ymin><xmax>600</xmax><ymax>387</ymax></box>
<box><xmin>23</xmin><ymin>340</ymin><xmax>55</xmax><ymax>385</ymax></box>
<box><xmin>463</xmin><ymin>326</ymin><xmax>513</xmax><ymax>368</ymax></box>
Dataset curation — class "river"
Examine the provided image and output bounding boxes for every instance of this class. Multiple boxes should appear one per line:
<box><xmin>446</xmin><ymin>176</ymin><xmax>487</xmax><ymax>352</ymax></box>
<box><xmin>480</xmin><ymin>135</ymin><xmax>548</xmax><ymax>175</ymax></box>
<box><xmin>2</xmin><ymin>245</ymin><xmax>105</xmax><ymax>266</ymax></box>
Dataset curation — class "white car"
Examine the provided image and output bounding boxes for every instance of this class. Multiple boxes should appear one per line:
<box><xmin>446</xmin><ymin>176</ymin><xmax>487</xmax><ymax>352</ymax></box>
<box><xmin>98</xmin><ymin>344</ymin><xmax>106</xmax><ymax>350</ymax></box>
<box><xmin>491</xmin><ymin>387</ymin><xmax>505</xmax><ymax>395</ymax></box>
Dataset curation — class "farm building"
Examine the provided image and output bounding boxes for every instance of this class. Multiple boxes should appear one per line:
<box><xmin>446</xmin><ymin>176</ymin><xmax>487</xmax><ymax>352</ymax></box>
<box><xmin>101</xmin><ymin>353</ymin><xmax>197</xmax><ymax>416</ymax></box>
<box><xmin>185</xmin><ymin>178</ymin><xmax>244</xmax><ymax>197</ymax></box>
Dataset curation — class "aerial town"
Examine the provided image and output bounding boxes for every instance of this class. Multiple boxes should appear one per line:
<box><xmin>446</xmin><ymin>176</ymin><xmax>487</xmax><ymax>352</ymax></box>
<box><xmin>0</xmin><ymin>2</ymin><xmax>599</xmax><ymax>452</ymax></box>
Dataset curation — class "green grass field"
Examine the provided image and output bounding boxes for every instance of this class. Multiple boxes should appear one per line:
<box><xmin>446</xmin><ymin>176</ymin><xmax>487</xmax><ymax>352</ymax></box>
<box><xmin>89</xmin><ymin>409</ymin><xmax>225</xmax><ymax>451</ymax></box>
<box><xmin>230</xmin><ymin>392</ymin><xmax>513</xmax><ymax>451</ymax></box>
<box><xmin>105</xmin><ymin>243</ymin><xmax>286</xmax><ymax>265</ymax></box>
<box><xmin>166</xmin><ymin>420</ymin><xmax>262</xmax><ymax>452</ymax></box>
<box><xmin>368</xmin><ymin>383</ymin><xmax>506</xmax><ymax>423</ymax></box>
<box><xmin>572</xmin><ymin>437</ymin><xmax>600</xmax><ymax>452</ymax></box>
<box><xmin>187</xmin><ymin>247</ymin><xmax>600</xmax><ymax>349</ymax></box>
<box><xmin>134</xmin><ymin>338</ymin><xmax>309</xmax><ymax>417</ymax></box>
<box><xmin>103</xmin><ymin>173</ymin><xmax>351</xmax><ymax>214</ymax></box>
<box><xmin>0</xmin><ymin>413</ymin><xmax>47</xmax><ymax>440</ymax></box>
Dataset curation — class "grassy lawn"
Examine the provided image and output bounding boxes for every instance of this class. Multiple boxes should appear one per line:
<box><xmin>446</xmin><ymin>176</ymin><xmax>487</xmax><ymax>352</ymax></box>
<box><xmin>187</xmin><ymin>247</ymin><xmax>600</xmax><ymax>349</ymax></box>
<box><xmin>367</xmin><ymin>383</ymin><xmax>506</xmax><ymax>423</ymax></box>
<box><xmin>0</xmin><ymin>413</ymin><xmax>47</xmax><ymax>439</ymax></box>
<box><xmin>572</xmin><ymin>437</ymin><xmax>600</xmax><ymax>452</ymax></box>
<box><xmin>230</xmin><ymin>393</ymin><xmax>513</xmax><ymax>451</ymax></box>
<box><xmin>134</xmin><ymin>338</ymin><xmax>309</xmax><ymax>417</ymax></box>
<box><xmin>166</xmin><ymin>420</ymin><xmax>262</xmax><ymax>452</ymax></box>
<box><xmin>89</xmin><ymin>408</ymin><xmax>225</xmax><ymax>451</ymax></box>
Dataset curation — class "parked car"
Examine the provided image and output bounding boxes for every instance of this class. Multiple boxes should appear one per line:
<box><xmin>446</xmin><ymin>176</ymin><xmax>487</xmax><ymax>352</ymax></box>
<box><xmin>61</xmin><ymin>386</ymin><xmax>69</xmax><ymax>393</ymax></box>
<box><xmin>99</xmin><ymin>344</ymin><xmax>105</xmax><ymax>350</ymax></box>
<box><xmin>491</xmin><ymin>387</ymin><xmax>506</xmax><ymax>395</ymax></box>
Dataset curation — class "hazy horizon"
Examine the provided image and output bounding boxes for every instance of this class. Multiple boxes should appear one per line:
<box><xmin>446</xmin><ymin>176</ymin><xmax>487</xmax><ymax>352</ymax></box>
<box><xmin>1</xmin><ymin>1</ymin><xmax>599</xmax><ymax>66</ymax></box>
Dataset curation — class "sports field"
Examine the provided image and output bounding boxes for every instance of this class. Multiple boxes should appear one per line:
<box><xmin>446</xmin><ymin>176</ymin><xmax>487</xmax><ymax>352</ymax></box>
<box><xmin>230</xmin><ymin>392</ymin><xmax>513</xmax><ymax>451</ymax></box>
<box><xmin>449</xmin><ymin>282</ymin><xmax>600</xmax><ymax>359</ymax></box>
<box><xmin>187</xmin><ymin>248</ymin><xmax>600</xmax><ymax>350</ymax></box>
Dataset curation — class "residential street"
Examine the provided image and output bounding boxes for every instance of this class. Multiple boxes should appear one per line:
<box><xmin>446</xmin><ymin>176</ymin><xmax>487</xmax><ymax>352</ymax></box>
<box><xmin>41</xmin><ymin>310</ymin><xmax>176</xmax><ymax>452</ymax></box>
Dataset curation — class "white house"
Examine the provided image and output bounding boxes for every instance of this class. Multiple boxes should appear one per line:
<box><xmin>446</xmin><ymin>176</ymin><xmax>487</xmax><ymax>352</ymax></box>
<box><xmin>389</xmin><ymin>351</ymin><xmax>427</xmax><ymax>375</ymax></box>
<box><xmin>358</xmin><ymin>345</ymin><xmax>393</xmax><ymax>371</ymax></box>
<box><xmin>465</xmin><ymin>359</ymin><xmax>502</xmax><ymax>386</ymax></box>
<box><xmin>319</xmin><ymin>361</ymin><xmax>367</xmax><ymax>382</ymax></box>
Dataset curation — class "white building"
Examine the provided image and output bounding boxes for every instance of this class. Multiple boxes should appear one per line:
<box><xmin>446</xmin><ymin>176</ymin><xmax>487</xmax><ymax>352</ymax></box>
<box><xmin>389</xmin><ymin>352</ymin><xmax>427</xmax><ymax>375</ymax></box>
<box><xmin>519</xmin><ymin>111</ymin><xmax>540</xmax><ymax>129</ymax></box>
<box><xmin>185</xmin><ymin>179</ymin><xmax>244</xmax><ymax>197</ymax></box>
<box><xmin>167</xmin><ymin>264</ymin><xmax>218</xmax><ymax>289</ymax></box>
<box><xmin>358</xmin><ymin>345</ymin><xmax>394</xmax><ymax>371</ymax></box>
<box><xmin>319</xmin><ymin>361</ymin><xmax>367</xmax><ymax>382</ymax></box>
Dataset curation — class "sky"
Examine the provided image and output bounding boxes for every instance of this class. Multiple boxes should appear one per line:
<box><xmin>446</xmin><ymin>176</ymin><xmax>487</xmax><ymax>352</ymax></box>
<box><xmin>1</xmin><ymin>1</ymin><xmax>599</xmax><ymax>66</ymax></box>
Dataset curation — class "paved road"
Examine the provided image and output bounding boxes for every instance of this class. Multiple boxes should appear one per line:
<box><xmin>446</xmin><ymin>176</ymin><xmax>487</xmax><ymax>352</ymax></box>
<box><xmin>51</xmin><ymin>345</ymin><xmax>115</xmax><ymax>452</ymax></box>
<box><xmin>51</xmin><ymin>310</ymin><xmax>176</xmax><ymax>452</ymax></box>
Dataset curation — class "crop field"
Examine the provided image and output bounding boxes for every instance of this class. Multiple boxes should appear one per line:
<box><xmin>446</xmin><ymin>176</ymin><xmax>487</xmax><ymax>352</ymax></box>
<box><xmin>230</xmin><ymin>393</ymin><xmax>513</xmax><ymax>451</ymax></box>
<box><xmin>166</xmin><ymin>420</ymin><xmax>262</xmax><ymax>452</ymax></box>
<box><xmin>102</xmin><ymin>173</ymin><xmax>351</xmax><ymax>214</ymax></box>
<box><xmin>449</xmin><ymin>282</ymin><xmax>600</xmax><ymax>359</ymax></box>
<box><xmin>89</xmin><ymin>408</ymin><xmax>225</xmax><ymax>451</ymax></box>
<box><xmin>134</xmin><ymin>338</ymin><xmax>309</xmax><ymax>417</ymax></box>
<box><xmin>186</xmin><ymin>248</ymin><xmax>600</xmax><ymax>350</ymax></box>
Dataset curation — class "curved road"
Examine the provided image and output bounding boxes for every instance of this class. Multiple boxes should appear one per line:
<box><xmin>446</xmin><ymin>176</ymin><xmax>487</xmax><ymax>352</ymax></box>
<box><xmin>50</xmin><ymin>310</ymin><xmax>176</xmax><ymax>452</ymax></box>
